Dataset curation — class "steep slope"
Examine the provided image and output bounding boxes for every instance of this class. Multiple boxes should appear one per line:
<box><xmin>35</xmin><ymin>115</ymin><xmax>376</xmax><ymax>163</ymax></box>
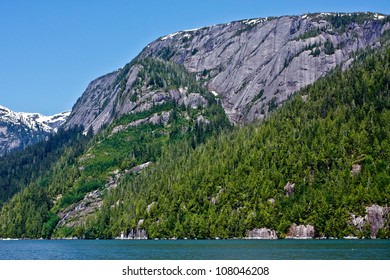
<box><xmin>74</xmin><ymin>40</ymin><xmax>390</xmax><ymax>240</ymax></box>
<box><xmin>1</xmin><ymin>13</ymin><xmax>389</xmax><ymax>240</ymax></box>
<box><xmin>0</xmin><ymin>105</ymin><xmax>70</xmax><ymax>155</ymax></box>
<box><xmin>140</xmin><ymin>12</ymin><xmax>390</xmax><ymax>123</ymax></box>
<box><xmin>0</xmin><ymin>58</ymin><xmax>230</xmax><ymax>238</ymax></box>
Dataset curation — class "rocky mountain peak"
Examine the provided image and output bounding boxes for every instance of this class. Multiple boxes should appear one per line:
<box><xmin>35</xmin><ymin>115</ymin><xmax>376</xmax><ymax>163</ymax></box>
<box><xmin>139</xmin><ymin>12</ymin><xmax>390</xmax><ymax>123</ymax></box>
<box><xmin>65</xmin><ymin>12</ymin><xmax>389</xmax><ymax>131</ymax></box>
<box><xmin>0</xmin><ymin>105</ymin><xmax>70</xmax><ymax>155</ymax></box>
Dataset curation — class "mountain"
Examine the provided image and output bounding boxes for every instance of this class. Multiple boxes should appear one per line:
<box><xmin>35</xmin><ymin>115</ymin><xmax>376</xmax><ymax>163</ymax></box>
<box><xmin>0</xmin><ymin>105</ymin><xmax>70</xmax><ymax>155</ymax></box>
<box><xmin>0</xmin><ymin>12</ymin><xmax>389</xmax><ymax>240</ymax></box>
<box><xmin>73</xmin><ymin>41</ymin><xmax>390</xmax><ymax>240</ymax></box>
<box><xmin>66</xmin><ymin>12</ymin><xmax>390</xmax><ymax>130</ymax></box>
<box><xmin>0</xmin><ymin>57</ymin><xmax>230</xmax><ymax>238</ymax></box>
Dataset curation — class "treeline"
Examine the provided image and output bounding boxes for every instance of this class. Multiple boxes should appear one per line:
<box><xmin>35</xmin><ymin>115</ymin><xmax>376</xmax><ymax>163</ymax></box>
<box><xmin>77</xmin><ymin>43</ymin><xmax>390</xmax><ymax>239</ymax></box>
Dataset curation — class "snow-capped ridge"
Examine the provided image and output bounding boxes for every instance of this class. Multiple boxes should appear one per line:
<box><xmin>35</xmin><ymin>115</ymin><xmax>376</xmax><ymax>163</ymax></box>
<box><xmin>0</xmin><ymin>105</ymin><xmax>71</xmax><ymax>155</ymax></box>
<box><xmin>0</xmin><ymin>105</ymin><xmax>70</xmax><ymax>133</ymax></box>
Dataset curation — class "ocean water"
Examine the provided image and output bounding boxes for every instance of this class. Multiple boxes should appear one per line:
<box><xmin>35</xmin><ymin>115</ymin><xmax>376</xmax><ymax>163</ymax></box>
<box><xmin>0</xmin><ymin>239</ymin><xmax>388</xmax><ymax>260</ymax></box>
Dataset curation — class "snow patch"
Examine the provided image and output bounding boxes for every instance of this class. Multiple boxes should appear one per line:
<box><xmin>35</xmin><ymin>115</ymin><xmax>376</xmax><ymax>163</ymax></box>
<box><xmin>183</xmin><ymin>27</ymin><xmax>203</xmax><ymax>32</ymax></box>
<box><xmin>160</xmin><ymin>31</ymin><xmax>182</xmax><ymax>41</ymax></box>
<box><xmin>376</xmin><ymin>14</ymin><xmax>385</xmax><ymax>20</ymax></box>
<box><xmin>0</xmin><ymin>105</ymin><xmax>70</xmax><ymax>133</ymax></box>
<box><xmin>182</xmin><ymin>33</ymin><xmax>192</xmax><ymax>39</ymax></box>
<box><xmin>243</xmin><ymin>18</ymin><xmax>264</xmax><ymax>26</ymax></box>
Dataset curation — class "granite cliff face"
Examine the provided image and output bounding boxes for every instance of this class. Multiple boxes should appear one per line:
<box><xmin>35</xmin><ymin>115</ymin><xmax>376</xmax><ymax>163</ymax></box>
<box><xmin>66</xmin><ymin>13</ymin><xmax>389</xmax><ymax>130</ymax></box>
<box><xmin>66</xmin><ymin>59</ymin><xmax>211</xmax><ymax>133</ymax></box>
<box><xmin>140</xmin><ymin>13</ymin><xmax>389</xmax><ymax>123</ymax></box>
<box><xmin>0</xmin><ymin>105</ymin><xmax>70</xmax><ymax>155</ymax></box>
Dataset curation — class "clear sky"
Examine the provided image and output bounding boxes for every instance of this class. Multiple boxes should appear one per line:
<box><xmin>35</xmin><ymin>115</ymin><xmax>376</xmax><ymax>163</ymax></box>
<box><xmin>1</xmin><ymin>0</ymin><xmax>389</xmax><ymax>115</ymax></box>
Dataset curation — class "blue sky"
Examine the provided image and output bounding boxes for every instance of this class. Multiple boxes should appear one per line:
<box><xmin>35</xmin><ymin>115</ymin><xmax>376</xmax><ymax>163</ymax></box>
<box><xmin>1</xmin><ymin>0</ymin><xmax>389</xmax><ymax>115</ymax></box>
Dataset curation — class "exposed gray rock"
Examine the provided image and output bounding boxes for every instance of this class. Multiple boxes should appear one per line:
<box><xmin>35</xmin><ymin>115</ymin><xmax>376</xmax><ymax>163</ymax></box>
<box><xmin>129</xmin><ymin>161</ymin><xmax>152</xmax><ymax>173</ymax></box>
<box><xmin>65</xmin><ymin>71</ymin><xmax>122</xmax><ymax>133</ymax></box>
<box><xmin>56</xmin><ymin>168</ymin><xmax>127</xmax><ymax>229</ymax></box>
<box><xmin>210</xmin><ymin>187</ymin><xmax>225</xmax><ymax>205</ymax></box>
<box><xmin>248</xmin><ymin>228</ymin><xmax>278</xmax><ymax>239</ymax></box>
<box><xmin>286</xmin><ymin>223</ymin><xmax>315</xmax><ymax>239</ymax></box>
<box><xmin>351</xmin><ymin>163</ymin><xmax>362</xmax><ymax>175</ymax></box>
<box><xmin>350</xmin><ymin>214</ymin><xmax>366</xmax><ymax>230</ymax></box>
<box><xmin>349</xmin><ymin>205</ymin><xmax>390</xmax><ymax>238</ymax></box>
<box><xmin>66</xmin><ymin>64</ymin><xmax>207</xmax><ymax>133</ymax></box>
<box><xmin>57</xmin><ymin>189</ymin><xmax>104</xmax><ymax>228</ymax></box>
<box><xmin>66</xmin><ymin>65</ymin><xmax>142</xmax><ymax>133</ymax></box>
<box><xmin>146</xmin><ymin>201</ymin><xmax>157</xmax><ymax>213</ymax></box>
<box><xmin>140</xmin><ymin>13</ymin><xmax>390</xmax><ymax>124</ymax></box>
<box><xmin>196</xmin><ymin>115</ymin><xmax>210</xmax><ymax>125</ymax></box>
<box><xmin>366</xmin><ymin>204</ymin><xmax>390</xmax><ymax>238</ymax></box>
<box><xmin>111</xmin><ymin>111</ymin><xmax>171</xmax><ymax>135</ymax></box>
<box><xmin>117</xmin><ymin>228</ymin><xmax>148</xmax><ymax>239</ymax></box>
<box><xmin>65</xmin><ymin>13</ymin><xmax>389</xmax><ymax>132</ymax></box>
<box><xmin>284</xmin><ymin>181</ymin><xmax>295</xmax><ymax>196</ymax></box>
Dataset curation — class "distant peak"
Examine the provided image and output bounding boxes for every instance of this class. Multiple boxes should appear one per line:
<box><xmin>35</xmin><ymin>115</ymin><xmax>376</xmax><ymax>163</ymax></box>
<box><xmin>0</xmin><ymin>104</ymin><xmax>70</xmax><ymax>132</ymax></box>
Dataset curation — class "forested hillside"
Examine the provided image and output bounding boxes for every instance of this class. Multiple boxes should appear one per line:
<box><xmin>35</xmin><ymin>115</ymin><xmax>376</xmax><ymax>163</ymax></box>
<box><xmin>74</xmin><ymin>43</ymin><xmax>390</xmax><ymax>239</ymax></box>
<box><xmin>0</xmin><ymin>28</ymin><xmax>389</xmax><ymax>240</ymax></box>
<box><xmin>0</xmin><ymin>58</ymin><xmax>230</xmax><ymax>238</ymax></box>
<box><xmin>0</xmin><ymin>127</ymin><xmax>89</xmax><ymax>207</ymax></box>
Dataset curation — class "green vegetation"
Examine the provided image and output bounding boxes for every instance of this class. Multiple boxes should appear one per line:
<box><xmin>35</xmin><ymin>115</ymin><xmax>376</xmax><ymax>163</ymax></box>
<box><xmin>76</xmin><ymin>44</ymin><xmax>390</xmax><ymax>239</ymax></box>
<box><xmin>251</xmin><ymin>90</ymin><xmax>264</xmax><ymax>104</ymax></box>
<box><xmin>295</xmin><ymin>28</ymin><xmax>323</xmax><ymax>41</ymax></box>
<box><xmin>157</xmin><ymin>46</ymin><xmax>176</xmax><ymax>60</ymax></box>
<box><xmin>0</xmin><ymin>34</ymin><xmax>389</xmax><ymax>240</ymax></box>
<box><xmin>311</xmin><ymin>47</ymin><xmax>321</xmax><ymax>57</ymax></box>
<box><xmin>0</xmin><ymin>127</ymin><xmax>91</xmax><ymax>238</ymax></box>
<box><xmin>0</xmin><ymin>57</ymin><xmax>230</xmax><ymax>239</ymax></box>
<box><xmin>0</xmin><ymin>126</ymin><xmax>89</xmax><ymax>207</ymax></box>
<box><xmin>321</xmin><ymin>13</ymin><xmax>386</xmax><ymax>33</ymax></box>
<box><xmin>324</xmin><ymin>39</ymin><xmax>335</xmax><ymax>55</ymax></box>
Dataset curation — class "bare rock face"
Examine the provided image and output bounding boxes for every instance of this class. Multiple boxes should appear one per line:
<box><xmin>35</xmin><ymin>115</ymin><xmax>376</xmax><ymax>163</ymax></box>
<box><xmin>248</xmin><ymin>228</ymin><xmax>278</xmax><ymax>239</ymax></box>
<box><xmin>57</xmin><ymin>189</ymin><xmax>104</xmax><ymax>228</ymax></box>
<box><xmin>351</xmin><ymin>163</ymin><xmax>362</xmax><ymax>175</ymax></box>
<box><xmin>66</xmin><ymin>59</ymin><xmax>208</xmax><ymax>134</ymax></box>
<box><xmin>65</xmin><ymin>67</ymin><xmax>138</xmax><ymax>133</ymax></box>
<box><xmin>140</xmin><ymin>13</ymin><xmax>390</xmax><ymax>124</ymax></box>
<box><xmin>350</xmin><ymin>214</ymin><xmax>366</xmax><ymax>230</ymax></box>
<box><xmin>111</xmin><ymin>112</ymin><xmax>171</xmax><ymax>135</ymax></box>
<box><xmin>128</xmin><ymin>162</ymin><xmax>152</xmax><ymax>174</ymax></box>
<box><xmin>118</xmin><ymin>228</ymin><xmax>148</xmax><ymax>240</ymax></box>
<box><xmin>349</xmin><ymin>205</ymin><xmax>390</xmax><ymax>238</ymax></box>
<box><xmin>286</xmin><ymin>223</ymin><xmax>315</xmax><ymax>239</ymax></box>
<box><xmin>65</xmin><ymin>13</ymin><xmax>389</xmax><ymax>131</ymax></box>
<box><xmin>284</xmin><ymin>182</ymin><xmax>295</xmax><ymax>196</ymax></box>
<box><xmin>366</xmin><ymin>205</ymin><xmax>390</xmax><ymax>238</ymax></box>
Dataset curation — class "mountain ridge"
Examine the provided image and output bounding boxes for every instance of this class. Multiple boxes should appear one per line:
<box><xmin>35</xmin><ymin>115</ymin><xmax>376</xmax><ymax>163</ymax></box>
<box><xmin>65</xmin><ymin>12</ymin><xmax>390</xmax><ymax>131</ymax></box>
<box><xmin>0</xmin><ymin>105</ymin><xmax>70</xmax><ymax>155</ymax></box>
<box><xmin>0</xmin><ymin>12</ymin><xmax>389</xmax><ymax>240</ymax></box>
<box><xmin>139</xmin><ymin>12</ymin><xmax>390</xmax><ymax>123</ymax></box>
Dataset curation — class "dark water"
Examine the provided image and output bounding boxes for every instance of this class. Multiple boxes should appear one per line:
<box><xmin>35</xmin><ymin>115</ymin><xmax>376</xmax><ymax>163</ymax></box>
<box><xmin>0</xmin><ymin>239</ymin><xmax>389</xmax><ymax>260</ymax></box>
